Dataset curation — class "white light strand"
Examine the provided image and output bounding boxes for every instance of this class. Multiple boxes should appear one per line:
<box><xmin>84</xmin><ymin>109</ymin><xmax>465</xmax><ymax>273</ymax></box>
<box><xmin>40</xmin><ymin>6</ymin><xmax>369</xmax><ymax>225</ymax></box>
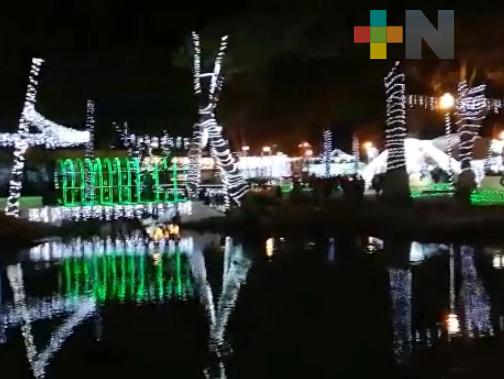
<box><xmin>457</xmin><ymin>81</ymin><xmax>487</xmax><ymax>173</ymax></box>
<box><xmin>384</xmin><ymin>61</ymin><xmax>407</xmax><ymax>172</ymax></box>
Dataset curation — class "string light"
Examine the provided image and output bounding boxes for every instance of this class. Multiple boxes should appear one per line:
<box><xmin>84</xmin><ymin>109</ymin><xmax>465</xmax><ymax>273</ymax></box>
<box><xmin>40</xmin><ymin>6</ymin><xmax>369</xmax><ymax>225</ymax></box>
<box><xmin>384</xmin><ymin>61</ymin><xmax>407</xmax><ymax>172</ymax></box>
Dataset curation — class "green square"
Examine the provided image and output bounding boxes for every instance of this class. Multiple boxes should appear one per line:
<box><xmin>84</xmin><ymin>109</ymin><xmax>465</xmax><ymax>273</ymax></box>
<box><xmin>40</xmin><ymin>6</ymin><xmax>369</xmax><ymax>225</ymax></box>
<box><xmin>370</xmin><ymin>27</ymin><xmax>387</xmax><ymax>43</ymax></box>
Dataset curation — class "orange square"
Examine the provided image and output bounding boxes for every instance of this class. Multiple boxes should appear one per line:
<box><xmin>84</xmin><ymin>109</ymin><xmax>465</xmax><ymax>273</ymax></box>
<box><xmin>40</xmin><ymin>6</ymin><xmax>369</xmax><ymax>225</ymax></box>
<box><xmin>387</xmin><ymin>26</ymin><xmax>403</xmax><ymax>43</ymax></box>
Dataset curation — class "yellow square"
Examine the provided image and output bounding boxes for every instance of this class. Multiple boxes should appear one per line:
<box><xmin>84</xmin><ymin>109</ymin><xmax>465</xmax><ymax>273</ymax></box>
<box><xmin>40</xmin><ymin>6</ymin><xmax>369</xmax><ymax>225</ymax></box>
<box><xmin>370</xmin><ymin>42</ymin><xmax>387</xmax><ymax>59</ymax></box>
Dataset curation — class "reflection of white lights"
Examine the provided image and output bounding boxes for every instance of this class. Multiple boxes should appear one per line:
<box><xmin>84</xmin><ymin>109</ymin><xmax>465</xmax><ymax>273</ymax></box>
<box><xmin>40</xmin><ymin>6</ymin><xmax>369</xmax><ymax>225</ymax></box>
<box><xmin>493</xmin><ymin>256</ymin><xmax>504</xmax><ymax>269</ymax></box>
<box><xmin>266</xmin><ymin>238</ymin><xmax>274</xmax><ymax>258</ymax></box>
<box><xmin>447</xmin><ymin>313</ymin><xmax>460</xmax><ymax>335</ymax></box>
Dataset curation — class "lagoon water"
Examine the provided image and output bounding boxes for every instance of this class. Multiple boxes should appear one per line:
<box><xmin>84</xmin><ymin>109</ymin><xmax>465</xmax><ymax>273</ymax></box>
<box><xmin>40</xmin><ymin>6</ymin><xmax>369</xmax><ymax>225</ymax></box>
<box><xmin>1</xmin><ymin>231</ymin><xmax>503</xmax><ymax>378</ymax></box>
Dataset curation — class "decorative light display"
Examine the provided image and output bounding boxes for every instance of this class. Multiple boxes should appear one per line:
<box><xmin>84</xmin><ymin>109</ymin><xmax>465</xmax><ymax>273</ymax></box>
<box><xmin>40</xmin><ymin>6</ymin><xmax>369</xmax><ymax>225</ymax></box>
<box><xmin>85</xmin><ymin>100</ymin><xmax>96</xmax><ymax>203</ymax></box>
<box><xmin>389</xmin><ymin>268</ymin><xmax>412</xmax><ymax>364</ymax></box>
<box><xmin>114</xmin><ymin>122</ymin><xmax>188</xmax><ymax>161</ymax></box>
<box><xmin>459</xmin><ymin>245</ymin><xmax>493</xmax><ymax>337</ymax></box>
<box><xmin>384</xmin><ymin>61</ymin><xmax>407</xmax><ymax>172</ymax></box>
<box><xmin>186</xmin><ymin>32</ymin><xmax>248</xmax><ymax>206</ymax></box>
<box><xmin>56</xmin><ymin>156</ymin><xmax>183</xmax><ymax>207</ymax></box>
<box><xmin>470</xmin><ymin>189</ymin><xmax>504</xmax><ymax>206</ymax></box>
<box><xmin>28</xmin><ymin>201</ymin><xmax>192</xmax><ymax>223</ymax></box>
<box><xmin>4</xmin><ymin>58</ymin><xmax>91</xmax><ymax>217</ymax></box>
<box><xmin>409</xmin><ymin>182</ymin><xmax>455</xmax><ymax>199</ymax></box>
<box><xmin>323</xmin><ymin>129</ymin><xmax>333</xmax><ymax>177</ymax></box>
<box><xmin>362</xmin><ymin>138</ymin><xmax>462</xmax><ymax>189</ymax></box>
<box><xmin>456</xmin><ymin>81</ymin><xmax>487</xmax><ymax>174</ymax></box>
<box><xmin>62</xmin><ymin>249</ymin><xmax>193</xmax><ymax>303</ymax></box>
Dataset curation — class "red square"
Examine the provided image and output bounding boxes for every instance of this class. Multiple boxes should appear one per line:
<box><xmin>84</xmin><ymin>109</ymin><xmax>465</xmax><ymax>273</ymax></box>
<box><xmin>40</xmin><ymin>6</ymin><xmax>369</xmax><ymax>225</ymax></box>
<box><xmin>354</xmin><ymin>26</ymin><xmax>370</xmax><ymax>43</ymax></box>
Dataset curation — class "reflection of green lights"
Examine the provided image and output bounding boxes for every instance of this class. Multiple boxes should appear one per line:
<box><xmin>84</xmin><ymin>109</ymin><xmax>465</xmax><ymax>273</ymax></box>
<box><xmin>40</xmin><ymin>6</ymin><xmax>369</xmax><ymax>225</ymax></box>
<box><xmin>410</xmin><ymin>183</ymin><xmax>454</xmax><ymax>199</ymax></box>
<box><xmin>62</xmin><ymin>251</ymin><xmax>194</xmax><ymax>304</ymax></box>
<box><xmin>471</xmin><ymin>189</ymin><xmax>504</xmax><ymax>206</ymax></box>
<box><xmin>57</xmin><ymin>157</ymin><xmax>186</xmax><ymax>207</ymax></box>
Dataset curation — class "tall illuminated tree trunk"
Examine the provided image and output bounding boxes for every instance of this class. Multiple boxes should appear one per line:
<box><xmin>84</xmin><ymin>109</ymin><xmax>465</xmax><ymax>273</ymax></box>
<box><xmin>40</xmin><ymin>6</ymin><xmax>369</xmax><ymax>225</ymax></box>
<box><xmin>382</xmin><ymin>61</ymin><xmax>409</xmax><ymax>203</ymax></box>
<box><xmin>187</xmin><ymin>32</ymin><xmax>248</xmax><ymax>206</ymax></box>
<box><xmin>455</xmin><ymin>81</ymin><xmax>486</xmax><ymax>197</ymax></box>
<box><xmin>5</xmin><ymin>58</ymin><xmax>44</xmax><ymax>217</ymax></box>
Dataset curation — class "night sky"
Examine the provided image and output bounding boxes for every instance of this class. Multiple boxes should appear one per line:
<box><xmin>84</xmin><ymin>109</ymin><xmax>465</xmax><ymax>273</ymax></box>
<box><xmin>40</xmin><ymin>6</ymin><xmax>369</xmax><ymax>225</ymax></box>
<box><xmin>1</xmin><ymin>1</ymin><xmax>504</xmax><ymax>153</ymax></box>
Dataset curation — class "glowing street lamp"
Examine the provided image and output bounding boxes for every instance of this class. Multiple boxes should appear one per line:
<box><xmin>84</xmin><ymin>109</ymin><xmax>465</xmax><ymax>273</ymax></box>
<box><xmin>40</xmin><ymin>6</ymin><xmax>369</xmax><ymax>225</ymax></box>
<box><xmin>439</xmin><ymin>93</ymin><xmax>455</xmax><ymax>110</ymax></box>
<box><xmin>262</xmin><ymin>146</ymin><xmax>272</xmax><ymax>154</ymax></box>
<box><xmin>363</xmin><ymin>141</ymin><xmax>378</xmax><ymax>162</ymax></box>
<box><xmin>304</xmin><ymin>149</ymin><xmax>313</xmax><ymax>157</ymax></box>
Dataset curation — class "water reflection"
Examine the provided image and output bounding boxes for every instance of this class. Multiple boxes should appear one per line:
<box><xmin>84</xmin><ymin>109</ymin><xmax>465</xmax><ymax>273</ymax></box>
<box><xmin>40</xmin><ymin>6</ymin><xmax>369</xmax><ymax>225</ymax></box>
<box><xmin>386</xmin><ymin>241</ymin><xmax>501</xmax><ymax>365</ymax></box>
<box><xmin>1</xmin><ymin>232</ymin><xmax>251</xmax><ymax>379</ymax></box>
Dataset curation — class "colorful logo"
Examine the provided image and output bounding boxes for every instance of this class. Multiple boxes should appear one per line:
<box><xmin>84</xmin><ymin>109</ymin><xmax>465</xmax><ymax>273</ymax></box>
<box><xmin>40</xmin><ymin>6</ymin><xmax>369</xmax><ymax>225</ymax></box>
<box><xmin>354</xmin><ymin>10</ymin><xmax>403</xmax><ymax>60</ymax></box>
<box><xmin>354</xmin><ymin>10</ymin><xmax>454</xmax><ymax>60</ymax></box>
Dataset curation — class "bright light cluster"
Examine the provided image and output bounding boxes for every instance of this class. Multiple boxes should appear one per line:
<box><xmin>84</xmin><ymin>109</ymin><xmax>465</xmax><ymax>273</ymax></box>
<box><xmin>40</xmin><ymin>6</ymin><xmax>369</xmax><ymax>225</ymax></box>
<box><xmin>384</xmin><ymin>61</ymin><xmax>407</xmax><ymax>171</ymax></box>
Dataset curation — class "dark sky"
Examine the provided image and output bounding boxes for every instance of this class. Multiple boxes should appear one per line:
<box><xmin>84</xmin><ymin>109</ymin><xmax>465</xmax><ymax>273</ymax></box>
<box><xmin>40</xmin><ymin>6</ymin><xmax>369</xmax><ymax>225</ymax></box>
<box><xmin>1</xmin><ymin>1</ymin><xmax>504</xmax><ymax>153</ymax></box>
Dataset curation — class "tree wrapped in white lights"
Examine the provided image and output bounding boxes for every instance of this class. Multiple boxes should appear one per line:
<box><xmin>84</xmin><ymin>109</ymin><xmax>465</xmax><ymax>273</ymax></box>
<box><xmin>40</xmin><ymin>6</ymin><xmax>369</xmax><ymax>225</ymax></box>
<box><xmin>323</xmin><ymin>129</ymin><xmax>333</xmax><ymax>177</ymax></box>
<box><xmin>187</xmin><ymin>32</ymin><xmax>248</xmax><ymax>206</ymax></box>
<box><xmin>4</xmin><ymin>58</ymin><xmax>90</xmax><ymax>217</ymax></box>
<box><xmin>382</xmin><ymin>61</ymin><xmax>410</xmax><ymax>203</ymax></box>
<box><xmin>456</xmin><ymin>80</ymin><xmax>487</xmax><ymax>194</ymax></box>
